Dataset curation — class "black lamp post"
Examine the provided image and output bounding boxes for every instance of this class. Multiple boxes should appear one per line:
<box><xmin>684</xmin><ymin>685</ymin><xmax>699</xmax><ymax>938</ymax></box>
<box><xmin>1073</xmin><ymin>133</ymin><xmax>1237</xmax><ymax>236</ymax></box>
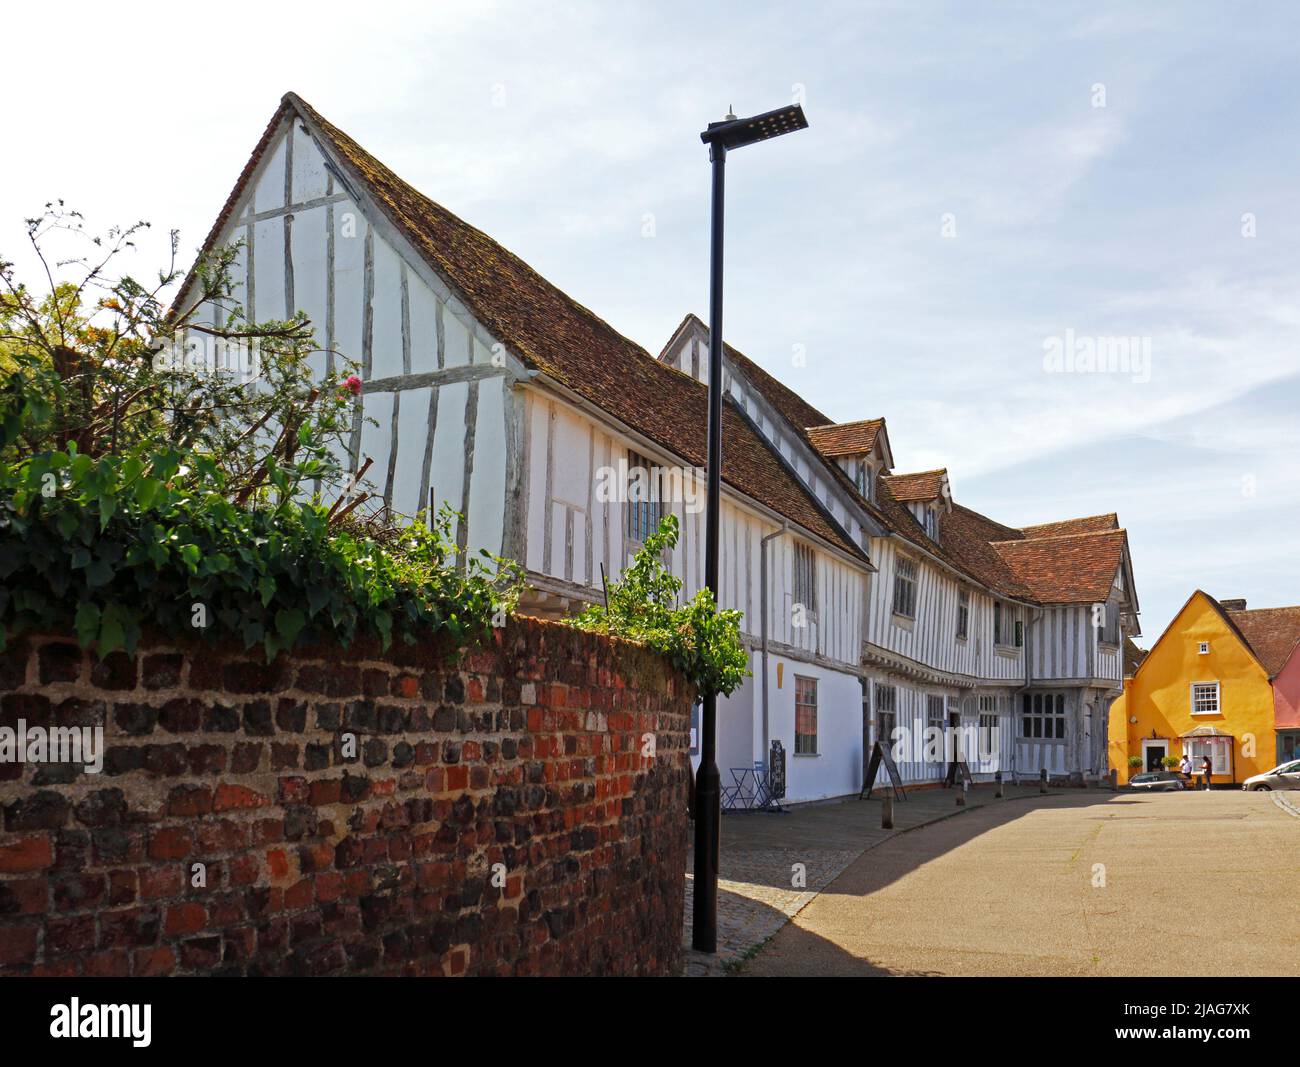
<box><xmin>692</xmin><ymin>103</ymin><xmax>808</xmax><ymax>954</ymax></box>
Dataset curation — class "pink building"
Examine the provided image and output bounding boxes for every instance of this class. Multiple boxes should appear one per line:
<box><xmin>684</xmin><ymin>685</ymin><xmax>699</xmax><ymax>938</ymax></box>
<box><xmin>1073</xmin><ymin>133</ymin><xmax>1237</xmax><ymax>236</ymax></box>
<box><xmin>1224</xmin><ymin>601</ymin><xmax>1300</xmax><ymax>763</ymax></box>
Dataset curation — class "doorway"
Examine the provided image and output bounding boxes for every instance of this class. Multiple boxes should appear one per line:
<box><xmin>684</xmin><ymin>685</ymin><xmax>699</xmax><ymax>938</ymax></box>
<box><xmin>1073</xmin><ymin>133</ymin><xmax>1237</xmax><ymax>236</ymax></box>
<box><xmin>1142</xmin><ymin>739</ymin><xmax>1168</xmax><ymax>772</ymax></box>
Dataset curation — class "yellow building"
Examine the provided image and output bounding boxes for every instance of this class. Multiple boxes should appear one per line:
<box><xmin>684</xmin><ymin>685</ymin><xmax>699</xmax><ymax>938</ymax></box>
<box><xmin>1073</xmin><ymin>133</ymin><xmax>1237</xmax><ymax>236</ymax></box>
<box><xmin>1109</xmin><ymin>591</ymin><xmax>1279</xmax><ymax>786</ymax></box>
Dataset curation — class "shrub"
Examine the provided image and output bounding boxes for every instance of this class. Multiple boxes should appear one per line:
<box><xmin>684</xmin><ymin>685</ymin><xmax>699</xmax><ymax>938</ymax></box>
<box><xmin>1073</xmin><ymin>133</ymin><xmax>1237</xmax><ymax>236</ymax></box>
<box><xmin>571</xmin><ymin>514</ymin><xmax>747</xmax><ymax>699</ymax></box>
<box><xmin>0</xmin><ymin>206</ymin><xmax>520</xmax><ymax>659</ymax></box>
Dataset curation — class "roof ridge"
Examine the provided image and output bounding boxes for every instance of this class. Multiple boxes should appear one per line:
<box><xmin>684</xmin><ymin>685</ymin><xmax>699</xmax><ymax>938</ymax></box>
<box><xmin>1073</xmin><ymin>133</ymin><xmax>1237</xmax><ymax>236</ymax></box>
<box><xmin>806</xmin><ymin>417</ymin><xmax>884</xmax><ymax>432</ymax></box>
<box><xmin>883</xmin><ymin>467</ymin><xmax>948</xmax><ymax>478</ymax></box>
<box><xmin>994</xmin><ymin>527</ymin><xmax>1127</xmax><ymax>546</ymax></box>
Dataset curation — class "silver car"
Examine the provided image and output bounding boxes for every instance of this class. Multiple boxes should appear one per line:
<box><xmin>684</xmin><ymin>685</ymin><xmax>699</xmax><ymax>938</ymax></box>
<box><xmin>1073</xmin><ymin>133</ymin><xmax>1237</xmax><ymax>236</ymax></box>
<box><xmin>1242</xmin><ymin>759</ymin><xmax>1300</xmax><ymax>791</ymax></box>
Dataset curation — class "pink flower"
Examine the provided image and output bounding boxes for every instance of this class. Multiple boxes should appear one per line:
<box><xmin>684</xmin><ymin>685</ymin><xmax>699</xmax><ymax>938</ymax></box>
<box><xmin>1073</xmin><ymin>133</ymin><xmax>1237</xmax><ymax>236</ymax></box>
<box><xmin>342</xmin><ymin>375</ymin><xmax>362</xmax><ymax>396</ymax></box>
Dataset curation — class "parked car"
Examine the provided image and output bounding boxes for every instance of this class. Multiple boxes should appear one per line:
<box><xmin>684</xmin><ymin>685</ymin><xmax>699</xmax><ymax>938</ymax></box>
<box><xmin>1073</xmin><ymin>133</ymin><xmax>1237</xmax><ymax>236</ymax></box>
<box><xmin>1128</xmin><ymin>770</ymin><xmax>1189</xmax><ymax>792</ymax></box>
<box><xmin>1242</xmin><ymin>760</ymin><xmax>1300</xmax><ymax>791</ymax></box>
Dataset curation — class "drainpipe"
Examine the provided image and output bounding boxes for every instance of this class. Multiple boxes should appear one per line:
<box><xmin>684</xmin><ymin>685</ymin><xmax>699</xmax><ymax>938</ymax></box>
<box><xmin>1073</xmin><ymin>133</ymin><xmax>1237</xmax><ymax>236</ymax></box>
<box><xmin>760</xmin><ymin>522</ymin><xmax>788</xmax><ymax>778</ymax></box>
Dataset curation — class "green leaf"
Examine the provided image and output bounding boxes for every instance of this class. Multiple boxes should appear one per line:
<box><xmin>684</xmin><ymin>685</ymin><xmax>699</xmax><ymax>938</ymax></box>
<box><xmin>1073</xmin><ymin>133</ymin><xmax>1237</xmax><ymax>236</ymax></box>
<box><xmin>97</xmin><ymin>604</ymin><xmax>126</xmax><ymax>658</ymax></box>
<box><xmin>274</xmin><ymin>607</ymin><xmax>306</xmax><ymax>647</ymax></box>
<box><xmin>135</xmin><ymin>477</ymin><xmax>163</xmax><ymax>509</ymax></box>
<box><xmin>74</xmin><ymin>601</ymin><xmax>100</xmax><ymax>647</ymax></box>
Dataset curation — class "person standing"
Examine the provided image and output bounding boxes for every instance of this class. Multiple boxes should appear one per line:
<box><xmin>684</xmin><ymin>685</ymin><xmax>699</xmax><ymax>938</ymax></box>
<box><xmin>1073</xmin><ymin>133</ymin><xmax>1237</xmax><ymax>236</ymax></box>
<box><xmin>1201</xmin><ymin>754</ymin><xmax>1213</xmax><ymax>790</ymax></box>
<box><xmin>1179</xmin><ymin>752</ymin><xmax>1192</xmax><ymax>786</ymax></box>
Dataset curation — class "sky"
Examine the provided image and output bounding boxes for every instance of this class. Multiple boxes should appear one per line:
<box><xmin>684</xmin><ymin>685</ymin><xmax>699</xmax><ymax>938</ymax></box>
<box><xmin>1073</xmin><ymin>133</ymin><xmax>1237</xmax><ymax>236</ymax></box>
<box><xmin>5</xmin><ymin>0</ymin><xmax>1299</xmax><ymax>644</ymax></box>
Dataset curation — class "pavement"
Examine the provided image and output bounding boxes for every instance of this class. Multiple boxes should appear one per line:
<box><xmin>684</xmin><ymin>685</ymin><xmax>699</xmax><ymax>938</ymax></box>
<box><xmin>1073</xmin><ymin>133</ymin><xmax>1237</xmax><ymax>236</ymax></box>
<box><xmin>681</xmin><ymin>780</ymin><xmax>1063</xmax><ymax>975</ymax></box>
<box><xmin>737</xmin><ymin>788</ymin><xmax>1300</xmax><ymax>977</ymax></box>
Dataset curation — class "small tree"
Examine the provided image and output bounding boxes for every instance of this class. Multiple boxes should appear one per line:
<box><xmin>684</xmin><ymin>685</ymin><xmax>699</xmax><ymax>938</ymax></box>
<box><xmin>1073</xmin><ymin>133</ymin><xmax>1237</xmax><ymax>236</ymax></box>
<box><xmin>0</xmin><ymin>203</ymin><xmax>356</xmax><ymax>505</ymax></box>
<box><xmin>572</xmin><ymin>514</ymin><xmax>748</xmax><ymax>699</ymax></box>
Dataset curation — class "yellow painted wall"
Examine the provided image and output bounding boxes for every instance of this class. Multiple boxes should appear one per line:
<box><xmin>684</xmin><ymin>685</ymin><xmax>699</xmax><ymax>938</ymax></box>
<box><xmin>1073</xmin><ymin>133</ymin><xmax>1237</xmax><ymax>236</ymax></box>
<box><xmin>1109</xmin><ymin>591</ymin><xmax>1275</xmax><ymax>785</ymax></box>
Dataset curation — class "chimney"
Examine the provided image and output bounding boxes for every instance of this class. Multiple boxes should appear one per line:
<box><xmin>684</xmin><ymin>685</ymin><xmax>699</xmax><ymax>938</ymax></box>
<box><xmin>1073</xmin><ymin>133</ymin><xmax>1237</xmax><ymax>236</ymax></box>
<box><xmin>1220</xmin><ymin>598</ymin><xmax>1247</xmax><ymax>611</ymax></box>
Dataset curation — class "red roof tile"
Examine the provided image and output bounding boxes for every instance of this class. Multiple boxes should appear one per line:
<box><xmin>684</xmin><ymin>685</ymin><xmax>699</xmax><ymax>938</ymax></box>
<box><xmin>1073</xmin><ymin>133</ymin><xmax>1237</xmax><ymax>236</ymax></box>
<box><xmin>1020</xmin><ymin>513</ymin><xmax>1119</xmax><ymax>539</ymax></box>
<box><xmin>1224</xmin><ymin>606</ymin><xmax>1300</xmax><ymax>678</ymax></box>
<box><xmin>805</xmin><ymin>419</ymin><xmax>885</xmax><ymax>458</ymax></box>
<box><xmin>989</xmin><ymin>530</ymin><xmax>1128</xmax><ymax>604</ymax></box>
<box><xmin>881</xmin><ymin>469</ymin><xmax>948</xmax><ymax>503</ymax></box>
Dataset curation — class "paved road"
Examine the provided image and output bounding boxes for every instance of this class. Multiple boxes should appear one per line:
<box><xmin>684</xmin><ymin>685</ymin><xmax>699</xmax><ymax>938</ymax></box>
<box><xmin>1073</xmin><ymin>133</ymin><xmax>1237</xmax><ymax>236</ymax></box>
<box><xmin>683</xmin><ymin>783</ymin><xmax>1045</xmax><ymax>973</ymax></box>
<box><xmin>742</xmin><ymin>790</ymin><xmax>1300</xmax><ymax>976</ymax></box>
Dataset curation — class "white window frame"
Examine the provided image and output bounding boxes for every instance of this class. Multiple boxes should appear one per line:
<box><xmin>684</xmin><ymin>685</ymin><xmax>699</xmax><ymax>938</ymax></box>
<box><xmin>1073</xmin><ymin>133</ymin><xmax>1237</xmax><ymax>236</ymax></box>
<box><xmin>1183</xmin><ymin>737</ymin><xmax>1230</xmax><ymax>775</ymax></box>
<box><xmin>874</xmin><ymin>682</ymin><xmax>897</xmax><ymax>750</ymax></box>
<box><xmin>926</xmin><ymin>694</ymin><xmax>946</xmax><ymax>764</ymax></box>
<box><xmin>893</xmin><ymin>556</ymin><xmax>918</xmax><ymax>619</ymax></box>
<box><xmin>625</xmin><ymin>450</ymin><xmax>663</xmax><ymax>544</ymax></box>
<box><xmin>1020</xmin><ymin>692</ymin><xmax>1067</xmax><ymax>740</ymax></box>
<box><xmin>977</xmin><ymin>697</ymin><xmax>1001</xmax><ymax>770</ymax></box>
<box><xmin>794</xmin><ymin>675</ymin><xmax>818</xmax><ymax>756</ymax></box>
<box><xmin>1190</xmin><ymin>681</ymin><xmax>1221</xmax><ymax>716</ymax></box>
<box><xmin>792</xmin><ymin>542</ymin><xmax>818</xmax><ymax>619</ymax></box>
<box><xmin>1198</xmin><ymin>641</ymin><xmax>1210</xmax><ymax>655</ymax></box>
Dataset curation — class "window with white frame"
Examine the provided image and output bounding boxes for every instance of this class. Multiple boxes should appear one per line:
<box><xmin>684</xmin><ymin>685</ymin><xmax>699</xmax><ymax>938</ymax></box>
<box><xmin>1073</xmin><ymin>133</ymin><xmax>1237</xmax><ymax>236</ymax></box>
<box><xmin>625</xmin><ymin>450</ymin><xmax>663</xmax><ymax>543</ymax></box>
<box><xmin>1184</xmin><ymin>737</ymin><xmax>1230</xmax><ymax>775</ymax></box>
<box><xmin>956</xmin><ymin>589</ymin><xmax>970</xmax><ymax>640</ymax></box>
<box><xmin>795</xmin><ymin>676</ymin><xmax>818</xmax><ymax>755</ymax></box>
<box><xmin>874</xmin><ymin>682</ymin><xmax>897</xmax><ymax>749</ymax></box>
<box><xmin>978</xmin><ymin>695</ymin><xmax>1000</xmax><ymax>762</ymax></box>
<box><xmin>926</xmin><ymin>694</ymin><xmax>946</xmax><ymax>762</ymax></box>
<box><xmin>792</xmin><ymin>542</ymin><xmax>818</xmax><ymax>617</ymax></box>
<box><xmin>893</xmin><ymin>556</ymin><xmax>918</xmax><ymax>618</ymax></box>
<box><xmin>1021</xmin><ymin>692</ymin><xmax>1066</xmax><ymax>739</ymax></box>
<box><xmin>1198</xmin><ymin>642</ymin><xmax>1210</xmax><ymax>655</ymax></box>
<box><xmin>923</xmin><ymin>507</ymin><xmax>939</xmax><ymax>541</ymax></box>
<box><xmin>1191</xmin><ymin>682</ymin><xmax>1221</xmax><ymax>716</ymax></box>
<box><xmin>994</xmin><ymin>603</ymin><xmax>1023</xmax><ymax>648</ymax></box>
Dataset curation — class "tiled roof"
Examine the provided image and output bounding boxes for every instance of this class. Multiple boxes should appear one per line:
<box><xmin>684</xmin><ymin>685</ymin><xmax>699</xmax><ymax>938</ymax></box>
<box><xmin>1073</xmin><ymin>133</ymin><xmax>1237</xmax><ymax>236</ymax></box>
<box><xmin>179</xmin><ymin>94</ymin><xmax>864</xmax><ymax>562</ymax></box>
<box><xmin>881</xmin><ymin>469</ymin><xmax>948</xmax><ymax>503</ymax></box>
<box><xmin>1224</xmin><ymin>605</ymin><xmax>1300</xmax><ymax>677</ymax></box>
<box><xmin>805</xmin><ymin>419</ymin><xmax>885</xmax><ymax>458</ymax></box>
<box><xmin>1020</xmin><ymin>513</ymin><xmax>1119</xmax><ymax>538</ymax></box>
<box><xmin>988</xmin><ymin>530</ymin><xmax>1128</xmax><ymax>604</ymax></box>
<box><xmin>939</xmin><ymin>504</ymin><xmax>1034</xmax><ymax>600</ymax></box>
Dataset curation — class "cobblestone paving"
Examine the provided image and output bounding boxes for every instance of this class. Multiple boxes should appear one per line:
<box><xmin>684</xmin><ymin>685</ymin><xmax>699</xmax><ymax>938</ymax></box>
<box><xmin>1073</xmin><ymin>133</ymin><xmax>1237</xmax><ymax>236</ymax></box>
<box><xmin>680</xmin><ymin>783</ymin><xmax>1064</xmax><ymax>975</ymax></box>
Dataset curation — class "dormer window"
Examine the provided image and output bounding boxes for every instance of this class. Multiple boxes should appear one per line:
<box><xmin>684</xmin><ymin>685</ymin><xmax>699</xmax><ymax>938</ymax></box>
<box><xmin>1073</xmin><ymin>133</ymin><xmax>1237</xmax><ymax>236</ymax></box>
<box><xmin>923</xmin><ymin>507</ymin><xmax>939</xmax><ymax>541</ymax></box>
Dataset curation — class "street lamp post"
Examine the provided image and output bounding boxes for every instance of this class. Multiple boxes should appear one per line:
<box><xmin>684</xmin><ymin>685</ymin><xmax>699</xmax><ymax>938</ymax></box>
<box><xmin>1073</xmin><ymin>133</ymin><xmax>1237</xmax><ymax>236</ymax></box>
<box><xmin>692</xmin><ymin>103</ymin><xmax>808</xmax><ymax>953</ymax></box>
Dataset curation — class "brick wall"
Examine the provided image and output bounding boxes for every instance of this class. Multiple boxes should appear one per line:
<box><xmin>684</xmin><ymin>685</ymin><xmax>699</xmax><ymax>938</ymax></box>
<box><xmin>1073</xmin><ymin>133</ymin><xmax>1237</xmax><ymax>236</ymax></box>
<box><xmin>0</xmin><ymin>618</ymin><xmax>690</xmax><ymax>976</ymax></box>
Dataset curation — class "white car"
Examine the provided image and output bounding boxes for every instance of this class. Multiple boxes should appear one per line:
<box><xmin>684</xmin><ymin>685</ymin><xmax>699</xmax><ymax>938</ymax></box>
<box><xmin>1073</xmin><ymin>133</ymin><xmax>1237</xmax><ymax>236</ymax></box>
<box><xmin>1242</xmin><ymin>759</ymin><xmax>1300</xmax><ymax>791</ymax></box>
